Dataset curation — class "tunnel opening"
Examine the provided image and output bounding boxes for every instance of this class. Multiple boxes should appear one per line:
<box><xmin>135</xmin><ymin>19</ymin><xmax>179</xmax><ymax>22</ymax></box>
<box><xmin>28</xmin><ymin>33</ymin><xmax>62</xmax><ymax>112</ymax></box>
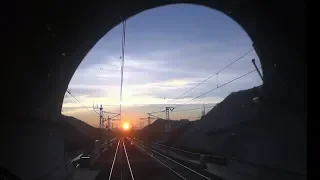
<box><xmin>62</xmin><ymin>3</ymin><xmax>263</xmax><ymax>127</ymax></box>
<box><xmin>1</xmin><ymin>1</ymin><xmax>306</xmax><ymax>180</ymax></box>
<box><xmin>61</xmin><ymin>6</ymin><xmax>264</xmax><ymax>172</ymax></box>
<box><xmin>59</xmin><ymin>3</ymin><xmax>304</xmax><ymax>180</ymax></box>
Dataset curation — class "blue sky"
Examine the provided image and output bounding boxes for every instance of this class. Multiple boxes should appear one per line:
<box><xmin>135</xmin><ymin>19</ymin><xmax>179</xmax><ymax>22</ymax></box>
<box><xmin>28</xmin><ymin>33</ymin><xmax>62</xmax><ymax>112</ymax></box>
<box><xmin>62</xmin><ymin>4</ymin><xmax>262</xmax><ymax>127</ymax></box>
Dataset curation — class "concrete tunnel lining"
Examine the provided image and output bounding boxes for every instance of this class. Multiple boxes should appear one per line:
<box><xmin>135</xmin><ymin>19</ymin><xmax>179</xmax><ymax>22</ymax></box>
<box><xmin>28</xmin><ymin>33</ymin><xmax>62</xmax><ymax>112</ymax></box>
<box><xmin>3</xmin><ymin>0</ymin><xmax>306</xmax><ymax>119</ymax></box>
<box><xmin>1</xmin><ymin>0</ymin><xmax>306</xmax><ymax>179</ymax></box>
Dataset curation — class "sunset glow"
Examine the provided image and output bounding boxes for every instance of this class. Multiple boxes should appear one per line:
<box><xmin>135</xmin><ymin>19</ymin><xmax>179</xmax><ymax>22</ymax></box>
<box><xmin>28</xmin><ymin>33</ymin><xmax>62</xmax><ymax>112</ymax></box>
<box><xmin>61</xmin><ymin>4</ymin><xmax>262</xmax><ymax>128</ymax></box>
<box><xmin>122</xmin><ymin>122</ymin><xmax>130</xmax><ymax>131</ymax></box>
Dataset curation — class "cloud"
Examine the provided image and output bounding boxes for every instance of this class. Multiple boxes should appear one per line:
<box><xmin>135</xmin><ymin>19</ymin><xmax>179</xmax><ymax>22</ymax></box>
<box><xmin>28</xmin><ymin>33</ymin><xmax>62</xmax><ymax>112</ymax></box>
<box><xmin>62</xmin><ymin>4</ymin><xmax>263</xmax><ymax>127</ymax></box>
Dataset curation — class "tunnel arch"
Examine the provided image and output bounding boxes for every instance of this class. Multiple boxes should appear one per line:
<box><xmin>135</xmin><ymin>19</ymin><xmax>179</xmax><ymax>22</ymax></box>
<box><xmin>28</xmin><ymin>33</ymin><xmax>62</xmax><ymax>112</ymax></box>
<box><xmin>2</xmin><ymin>1</ymin><xmax>306</xmax><ymax>179</ymax></box>
<box><xmin>63</xmin><ymin>3</ymin><xmax>263</xmax><ymax>124</ymax></box>
<box><xmin>64</xmin><ymin>3</ymin><xmax>262</xmax><ymax>117</ymax></box>
<box><xmin>52</xmin><ymin>0</ymin><xmax>305</xmax><ymax>119</ymax></box>
<box><xmin>6</xmin><ymin>0</ymin><xmax>305</xmax><ymax>119</ymax></box>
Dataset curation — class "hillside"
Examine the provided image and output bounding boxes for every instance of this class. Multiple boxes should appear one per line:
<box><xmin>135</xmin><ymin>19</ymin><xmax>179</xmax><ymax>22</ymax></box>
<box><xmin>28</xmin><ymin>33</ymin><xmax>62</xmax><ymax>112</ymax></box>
<box><xmin>57</xmin><ymin>115</ymin><xmax>93</xmax><ymax>153</ymax></box>
<box><xmin>58</xmin><ymin>115</ymin><xmax>115</xmax><ymax>153</ymax></box>
<box><xmin>123</xmin><ymin>85</ymin><xmax>306</xmax><ymax>176</ymax></box>
<box><xmin>137</xmin><ymin>86</ymin><xmax>263</xmax><ymax>153</ymax></box>
<box><xmin>174</xmin><ymin>85</ymin><xmax>306</xmax><ymax>176</ymax></box>
<box><xmin>137</xmin><ymin>119</ymin><xmax>194</xmax><ymax>144</ymax></box>
<box><xmin>165</xmin><ymin>120</ymin><xmax>195</xmax><ymax>145</ymax></box>
<box><xmin>174</xmin><ymin>86</ymin><xmax>262</xmax><ymax>154</ymax></box>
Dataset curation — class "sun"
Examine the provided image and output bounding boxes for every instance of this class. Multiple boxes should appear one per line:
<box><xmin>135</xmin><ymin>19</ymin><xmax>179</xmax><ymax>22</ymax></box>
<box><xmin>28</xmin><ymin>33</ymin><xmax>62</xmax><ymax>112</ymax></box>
<box><xmin>122</xmin><ymin>122</ymin><xmax>130</xmax><ymax>131</ymax></box>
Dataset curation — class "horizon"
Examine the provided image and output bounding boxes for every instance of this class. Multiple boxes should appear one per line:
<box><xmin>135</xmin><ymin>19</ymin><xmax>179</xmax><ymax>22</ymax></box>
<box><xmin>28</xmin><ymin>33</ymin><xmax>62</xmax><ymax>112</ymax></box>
<box><xmin>61</xmin><ymin>4</ymin><xmax>262</xmax><ymax>128</ymax></box>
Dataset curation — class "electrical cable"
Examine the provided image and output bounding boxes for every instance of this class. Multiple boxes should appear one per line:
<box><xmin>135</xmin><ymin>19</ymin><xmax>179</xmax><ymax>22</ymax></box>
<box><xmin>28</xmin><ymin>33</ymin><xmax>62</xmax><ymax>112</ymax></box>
<box><xmin>66</xmin><ymin>89</ymin><xmax>98</xmax><ymax>116</ymax></box>
<box><xmin>171</xmin><ymin>106</ymin><xmax>215</xmax><ymax>112</ymax></box>
<box><xmin>119</xmin><ymin>19</ymin><xmax>126</xmax><ymax>121</ymax></box>
<box><xmin>148</xmin><ymin>48</ymin><xmax>255</xmax><ymax>114</ymax></box>
<box><xmin>167</xmin><ymin>48</ymin><xmax>254</xmax><ymax>103</ymax></box>
<box><xmin>174</xmin><ymin>67</ymin><xmax>261</xmax><ymax>109</ymax></box>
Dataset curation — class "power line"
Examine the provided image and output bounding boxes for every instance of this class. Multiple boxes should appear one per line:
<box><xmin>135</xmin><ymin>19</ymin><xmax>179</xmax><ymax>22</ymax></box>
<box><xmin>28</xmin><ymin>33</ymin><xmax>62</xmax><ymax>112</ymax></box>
<box><xmin>148</xmin><ymin>48</ymin><xmax>255</xmax><ymax>115</ymax></box>
<box><xmin>178</xmin><ymin>116</ymin><xmax>201</xmax><ymax>119</ymax></box>
<box><xmin>171</xmin><ymin>106</ymin><xmax>215</xmax><ymax>112</ymax></box>
<box><xmin>149</xmin><ymin>110</ymin><xmax>165</xmax><ymax>114</ymax></box>
<box><xmin>66</xmin><ymin>89</ymin><xmax>98</xmax><ymax>116</ymax></box>
<box><xmin>119</xmin><ymin>19</ymin><xmax>126</xmax><ymax>121</ymax></box>
<box><xmin>167</xmin><ymin>48</ymin><xmax>254</xmax><ymax>103</ymax></box>
<box><xmin>174</xmin><ymin>67</ymin><xmax>261</xmax><ymax>109</ymax></box>
<box><xmin>148</xmin><ymin>113</ymin><xmax>162</xmax><ymax>120</ymax></box>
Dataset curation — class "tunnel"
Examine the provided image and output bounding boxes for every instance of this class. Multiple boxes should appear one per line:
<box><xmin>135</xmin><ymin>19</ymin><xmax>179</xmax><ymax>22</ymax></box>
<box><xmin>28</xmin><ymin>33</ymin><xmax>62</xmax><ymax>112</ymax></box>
<box><xmin>1</xmin><ymin>0</ymin><xmax>306</xmax><ymax>179</ymax></box>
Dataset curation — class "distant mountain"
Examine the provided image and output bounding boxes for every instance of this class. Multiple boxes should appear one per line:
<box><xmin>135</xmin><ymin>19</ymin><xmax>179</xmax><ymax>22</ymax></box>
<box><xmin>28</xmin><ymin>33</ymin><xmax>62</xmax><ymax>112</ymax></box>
<box><xmin>62</xmin><ymin>115</ymin><xmax>101</xmax><ymax>139</ymax></box>
<box><xmin>59</xmin><ymin>115</ymin><xmax>115</xmax><ymax>153</ymax></box>
<box><xmin>137</xmin><ymin>86</ymin><xmax>263</xmax><ymax>155</ymax></box>
<box><xmin>175</xmin><ymin>86</ymin><xmax>262</xmax><ymax>155</ymax></box>
<box><xmin>137</xmin><ymin>119</ymin><xmax>193</xmax><ymax>143</ymax></box>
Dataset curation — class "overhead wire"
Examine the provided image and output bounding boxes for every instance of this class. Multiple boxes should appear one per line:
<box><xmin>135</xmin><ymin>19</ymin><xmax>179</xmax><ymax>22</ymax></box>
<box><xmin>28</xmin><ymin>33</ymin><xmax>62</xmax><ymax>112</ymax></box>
<box><xmin>171</xmin><ymin>105</ymin><xmax>215</xmax><ymax>112</ymax></box>
<box><xmin>149</xmin><ymin>110</ymin><xmax>165</xmax><ymax>114</ymax></box>
<box><xmin>119</xmin><ymin>19</ymin><xmax>126</xmax><ymax>121</ymax></box>
<box><xmin>66</xmin><ymin>89</ymin><xmax>99</xmax><ymax>116</ymax></box>
<box><xmin>174</xmin><ymin>67</ymin><xmax>262</xmax><ymax>109</ymax></box>
<box><xmin>177</xmin><ymin>116</ymin><xmax>202</xmax><ymax>120</ymax></box>
<box><xmin>148</xmin><ymin>48</ymin><xmax>255</xmax><ymax>114</ymax></box>
<box><xmin>150</xmin><ymin>106</ymin><xmax>215</xmax><ymax>114</ymax></box>
<box><xmin>148</xmin><ymin>113</ymin><xmax>162</xmax><ymax>120</ymax></box>
<box><xmin>167</xmin><ymin>48</ymin><xmax>254</xmax><ymax>103</ymax></box>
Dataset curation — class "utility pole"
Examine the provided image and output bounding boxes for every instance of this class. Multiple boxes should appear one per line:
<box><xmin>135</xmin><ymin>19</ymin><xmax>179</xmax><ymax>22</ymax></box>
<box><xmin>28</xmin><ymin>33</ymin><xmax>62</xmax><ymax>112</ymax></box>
<box><xmin>104</xmin><ymin>111</ymin><xmax>119</xmax><ymax>130</ymax></box>
<box><xmin>201</xmin><ymin>103</ymin><xmax>206</xmax><ymax>118</ymax></box>
<box><xmin>106</xmin><ymin>114</ymin><xmax>120</xmax><ymax>146</ymax></box>
<box><xmin>252</xmin><ymin>59</ymin><xmax>264</xmax><ymax>82</ymax></box>
<box><xmin>106</xmin><ymin>115</ymin><xmax>110</xmax><ymax>147</ymax></box>
<box><xmin>93</xmin><ymin>103</ymin><xmax>120</xmax><ymax>147</ymax></box>
<box><xmin>107</xmin><ymin>116</ymin><xmax>110</xmax><ymax>133</ymax></box>
<box><xmin>165</xmin><ymin>107</ymin><xmax>175</xmax><ymax>120</ymax></box>
<box><xmin>93</xmin><ymin>104</ymin><xmax>104</xmax><ymax>144</ymax></box>
<box><xmin>140</xmin><ymin>115</ymin><xmax>156</xmax><ymax>126</ymax></box>
<box><xmin>148</xmin><ymin>115</ymin><xmax>151</xmax><ymax>126</ymax></box>
<box><xmin>106</xmin><ymin>115</ymin><xmax>120</xmax><ymax>130</ymax></box>
<box><xmin>99</xmin><ymin>105</ymin><xmax>103</xmax><ymax>143</ymax></box>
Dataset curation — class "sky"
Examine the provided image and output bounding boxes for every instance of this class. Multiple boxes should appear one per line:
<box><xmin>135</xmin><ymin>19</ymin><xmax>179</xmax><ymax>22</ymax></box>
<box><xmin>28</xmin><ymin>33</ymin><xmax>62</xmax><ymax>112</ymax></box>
<box><xmin>61</xmin><ymin>4</ymin><xmax>262</xmax><ymax>128</ymax></box>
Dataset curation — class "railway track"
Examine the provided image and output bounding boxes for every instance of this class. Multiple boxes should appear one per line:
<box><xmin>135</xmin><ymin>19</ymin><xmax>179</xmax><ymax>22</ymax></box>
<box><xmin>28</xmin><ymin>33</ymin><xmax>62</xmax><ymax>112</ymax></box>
<box><xmin>94</xmin><ymin>137</ymin><xmax>222</xmax><ymax>180</ymax></box>
<box><xmin>108</xmin><ymin>138</ymin><xmax>134</xmax><ymax>180</ymax></box>
<box><xmin>127</xmin><ymin>137</ymin><xmax>222</xmax><ymax>180</ymax></box>
<box><xmin>151</xmin><ymin>142</ymin><xmax>227</xmax><ymax>165</ymax></box>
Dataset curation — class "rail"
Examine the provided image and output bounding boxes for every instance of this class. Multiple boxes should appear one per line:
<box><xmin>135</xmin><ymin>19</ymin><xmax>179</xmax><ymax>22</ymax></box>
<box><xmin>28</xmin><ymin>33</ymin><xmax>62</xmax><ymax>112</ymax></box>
<box><xmin>128</xmin><ymin>137</ymin><xmax>213</xmax><ymax>180</ymax></box>
<box><xmin>110</xmin><ymin>137</ymin><xmax>117</xmax><ymax>142</ymax></box>
<box><xmin>152</xmin><ymin>142</ymin><xmax>226</xmax><ymax>164</ymax></box>
<box><xmin>102</xmin><ymin>137</ymin><xmax>118</xmax><ymax>146</ymax></box>
<box><xmin>123</xmin><ymin>138</ymin><xmax>135</xmax><ymax>180</ymax></box>
<box><xmin>69</xmin><ymin>153</ymin><xmax>84</xmax><ymax>164</ymax></box>
<box><xmin>108</xmin><ymin>138</ymin><xmax>135</xmax><ymax>180</ymax></box>
<box><xmin>153</xmin><ymin>142</ymin><xmax>199</xmax><ymax>155</ymax></box>
<box><xmin>108</xmin><ymin>139</ymin><xmax>121</xmax><ymax>180</ymax></box>
<box><xmin>128</xmin><ymin>137</ymin><xmax>187</xmax><ymax>180</ymax></box>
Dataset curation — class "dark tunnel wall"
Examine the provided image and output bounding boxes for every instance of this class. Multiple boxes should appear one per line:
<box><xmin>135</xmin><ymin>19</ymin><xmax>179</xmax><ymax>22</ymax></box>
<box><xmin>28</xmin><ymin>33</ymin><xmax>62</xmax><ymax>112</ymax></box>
<box><xmin>1</xmin><ymin>0</ymin><xmax>306</xmax><ymax>179</ymax></box>
<box><xmin>4</xmin><ymin>0</ymin><xmax>306</xmax><ymax>120</ymax></box>
<box><xmin>6</xmin><ymin>0</ymin><xmax>306</xmax><ymax>121</ymax></box>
